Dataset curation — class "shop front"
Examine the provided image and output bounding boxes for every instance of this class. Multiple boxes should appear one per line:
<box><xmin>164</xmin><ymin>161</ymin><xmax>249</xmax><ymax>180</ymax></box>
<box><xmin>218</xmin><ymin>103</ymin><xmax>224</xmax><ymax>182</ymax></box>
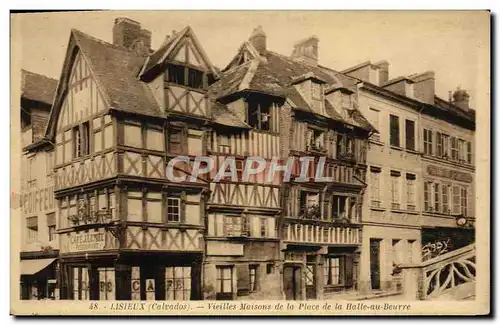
<box><xmin>20</xmin><ymin>256</ymin><xmax>58</xmax><ymax>300</ymax></box>
<box><xmin>58</xmin><ymin>226</ymin><xmax>202</xmax><ymax>300</ymax></box>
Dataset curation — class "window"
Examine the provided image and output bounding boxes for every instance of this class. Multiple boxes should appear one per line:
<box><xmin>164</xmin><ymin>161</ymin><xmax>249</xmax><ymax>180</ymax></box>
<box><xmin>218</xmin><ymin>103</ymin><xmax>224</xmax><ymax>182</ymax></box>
<box><xmin>332</xmin><ymin>195</ymin><xmax>348</xmax><ymax>219</ymax></box>
<box><xmin>248</xmin><ymin>99</ymin><xmax>272</xmax><ymax>131</ymax></box>
<box><xmin>336</xmin><ymin>134</ymin><xmax>354</xmax><ymax>159</ymax></box>
<box><xmin>72</xmin><ymin>267</ymin><xmax>90</xmax><ymax>300</ymax></box>
<box><xmin>369</xmin><ymin>167</ymin><xmax>381</xmax><ymax>206</ymax></box>
<box><xmin>452</xmin><ymin>186</ymin><xmax>460</xmax><ymax>214</ymax></box>
<box><xmin>389</xmin><ymin>115</ymin><xmax>400</xmax><ymax>147</ymax></box>
<box><xmin>167</xmin><ymin>197</ymin><xmax>181</xmax><ymax>222</ymax></box>
<box><xmin>442</xmin><ymin>185</ymin><xmax>450</xmax><ymax>214</ymax></box>
<box><xmin>324</xmin><ymin>257</ymin><xmax>344</xmax><ymax>286</ymax></box>
<box><xmin>369</xmin><ymin>108</ymin><xmax>380</xmax><ymax>141</ymax></box>
<box><xmin>188</xmin><ymin>68</ymin><xmax>204</xmax><ymax>89</ymax></box>
<box><xmin>390</xmin><ymin>170</ymin><xmax>401</xmax><ymax>208</ymax></box>
<box><xmin>73</xmin><ymin>123</ymin><xmax>90</xmax><ymax>158</ymax></box>
<box><xmin>46</xmin><ymin>151</ymin><xmax>54</xmax><ymax>177</ymax></box>
<box><xmin>26</xmin><ymin>216</ymin><xmax>38</xmax><ymax>243</ymax></box>
<box><xmin>98</xmin><ymin>267</ymin><xmax>115</xmax><ymax>300</ymax></box>
<box><xmin>165</xmin><ymin>267</ymin><xmax>191</xmax><ymax>300</ymax></box>
<box><xmin>305</xmin><ymin>264</ymin><xmax>315</xmax><ymax>286</ymax></box>
<box><xmin>437</xmin><ymin>133</ymin><xmax>450</xmax><ymax>158</ymax></box>
<box><xmin>458</xmin><ymin>139</ymin><xmax>466</xmax><ymax>162</ymax></box>
<box><xmin>168</xmin><ymin>129</ymin><xmax>183</xmax><ymax>155</ymax></box>
<box><xmin>460</xmin><ymin>187</ymin><xmax>468</xmax><ymax>216</ymax></box>
<box><xmin>300</xmin><ymin>191</ymin><xmax>319</xmax><ymax>217</ymax></box>
<box><xmin>249</xmin><ymin>265</ymin><xmax>258</xmax><ymax>292</ymax></box>
<box><xmin>167</xmin><ymin>64</ymin><xmax>185</xmax><ymax>85</ymax></box>
<box><xmin>217</xmin><ymin>133</ymin><xmax>231</xmax><ymax>153</ymax></box>
<box><xmin>216</xmin><ymin>266</ymin><xmax>233</xmax><ymax>294</ymax></box>
<box><xmin>436</xmin><ymin>132</ymin><xmax>442</xmax><ymax>157</ymax></box>
<box><xmin>434</xmin><ymin>183</ymin><xmax>440</xmax><ymax>212</ymax></box>
<box><xmin>406</xmin><ymin>173</ymin><xmax>416</xmax><ymax>210</ymax></box>
<box><xmin>47</xmin><ymin>213</ymin><xmax>56</xmax><ymax>241</ymax></box>
<box><xmin>466</xmin><ymin>141</ymin><xmax>472</xmax><ymax>164</ymax></box>
<box><xmin>260</xmin><ymin>217</ymin><xmax>267</xmax><ymax>237</ymax></box>
<box><xmin>424</xmin><ymin>181</ymin><xmax>431</xmax><ymax>211</ymax></box>
<box><xmin>307</xmin><ymin>128</ymin><xmax>325</xmax><ymax>151</ymax></box>
<box><xmin>224</xmin><ymin>216</ymin><xmax>243</xmax><ymax>236</ymax></box>
<box><xmin>451</xmin><ymin>137</ymin><xmax>459</xmax><ymax>160</ymax></box>
<box><xmin>27</xmin><ymin>156</ymin><xmax>36</xmax><ymax>188</ymax></box>
<box><xmin>405</xmin><ymin>119</ymin><xmax>415</xmax><ymax>151</ymax></box>
<box><xmin>423</xmin><ymin>129</ymin><xmax>433</xmax><ymax>155</ymax></box>
<box><xmin>266</xmin><ymin>264</ymin><xmax>274</xmax><ymax>274</ymax></box>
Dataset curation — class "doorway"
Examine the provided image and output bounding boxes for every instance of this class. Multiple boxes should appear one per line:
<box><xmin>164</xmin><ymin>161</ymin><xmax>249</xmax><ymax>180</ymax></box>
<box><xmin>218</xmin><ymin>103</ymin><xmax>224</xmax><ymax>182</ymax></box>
<box><xmin>283</xmin><ymin>265</ymin><xmax>302</xmax><ymax>300</ymax></box>
<box><xmin>370</xmin><ymin>239</ymin><xmax>381</xmax><ymax>290</ymax></box>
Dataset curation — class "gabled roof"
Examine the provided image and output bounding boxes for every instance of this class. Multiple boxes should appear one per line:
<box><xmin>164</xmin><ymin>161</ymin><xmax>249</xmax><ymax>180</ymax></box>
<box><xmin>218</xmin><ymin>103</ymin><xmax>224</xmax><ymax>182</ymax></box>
<box><xmin>46</xmin><ymin>29</ymin><xmax>162</xmax><ymax>139</ymax></box>
<box><xmin>140</xmin><ymin>26</ymin><xmax>219</xmax><ymax>78</ymax></box>
<box><xmin>21</xmin><ymin>69</ymin><xmax>58</xmax><ymax>105</ymax></box>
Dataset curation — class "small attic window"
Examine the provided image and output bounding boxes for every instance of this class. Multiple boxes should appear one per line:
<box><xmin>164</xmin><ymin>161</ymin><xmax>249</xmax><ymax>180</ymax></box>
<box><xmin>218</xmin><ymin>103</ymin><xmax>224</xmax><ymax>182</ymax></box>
<box><xmin>311</xmin><ymin>82</ymin><xmax>322</xmax><ymax>100</ymax></box>
<box><xmin>167</xmin><ymin>64</ymin><xmax>185</xmax><ymax>85</ymax></box>
<box><xmin>248</xmin><ymin>97</ymin><xmax>272</xmax><ymax>131</ymax></box>
<box><xmin>188</xmin><ymin>69</ymin><xmax>204</xmax><ymax>89</ymax></box>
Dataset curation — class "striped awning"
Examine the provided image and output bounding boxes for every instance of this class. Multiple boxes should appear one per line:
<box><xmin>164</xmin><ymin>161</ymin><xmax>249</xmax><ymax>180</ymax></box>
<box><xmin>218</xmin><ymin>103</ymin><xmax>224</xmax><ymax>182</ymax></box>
<box><xmin>20</xmin><ymin>258</ymin><xmax>56</xmax><ymax>275</ymax></box>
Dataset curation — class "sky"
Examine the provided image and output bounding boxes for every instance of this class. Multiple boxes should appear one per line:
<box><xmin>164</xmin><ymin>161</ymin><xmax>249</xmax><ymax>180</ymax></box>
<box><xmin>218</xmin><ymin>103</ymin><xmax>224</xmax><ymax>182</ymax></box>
<box><xmin>12</xmin><ymin>10</ymin><xmax>489</xmax><ymax>110</ymax></box>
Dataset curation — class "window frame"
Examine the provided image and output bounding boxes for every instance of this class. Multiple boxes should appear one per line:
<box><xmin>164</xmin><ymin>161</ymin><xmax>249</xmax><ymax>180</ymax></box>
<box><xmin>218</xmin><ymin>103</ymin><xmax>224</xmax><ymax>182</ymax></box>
<box><xmin>389</xmin><ymin>114</ymin><xmax>400</xmax><ymax>147</ymax></box>
<box><xmin>405</xmin><ymin>119</ymin><xmax>415</xmax><ymax>151</ymax></box>
<box><xmin>216</xmin><ymin>266</ymin><xmax>234</xmax><ymax>294</ymax></box>
<box><xmin>324</xmin><ymin>256</ymin><xmax>344</xmax><ymax>286</ymax></box>
<box><xmin>166</xmin><ymin>197</ymin><xmax>181</xmax><ymax>223</ymax></box>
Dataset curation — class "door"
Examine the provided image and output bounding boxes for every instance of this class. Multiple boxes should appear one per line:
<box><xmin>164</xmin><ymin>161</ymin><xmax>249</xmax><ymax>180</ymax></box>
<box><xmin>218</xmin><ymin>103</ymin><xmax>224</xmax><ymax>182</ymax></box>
<box><xmin>305</xmin><ymin>264</ymin><xmax>316</xmax><ymax>299</ymax></box>
<box><xmin>370</xmin><ymin>239</ymin><xmax>381</xmax><ymax>290</ymax></box>
<box><xmin>283</xmin><ymin>265</ymin><xmax>302</xmax><ymax>300</ymax></box>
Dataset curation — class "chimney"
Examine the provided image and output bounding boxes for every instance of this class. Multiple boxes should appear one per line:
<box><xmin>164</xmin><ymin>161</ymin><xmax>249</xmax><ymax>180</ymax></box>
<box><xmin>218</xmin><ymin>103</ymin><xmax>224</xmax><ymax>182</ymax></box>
<box><xmin>113</xmin><ymin>17</ymin><xmax>152</xmax><ymax>52</ymax></box>
<box><xmin>249</xmin><ymin>26</ymin><xmax>267</xmax><ymax>54</ymax></box>
<box><xmin>375</xmin><ymin>61</ymin><xmax>389</xmax><ymax>85</ymax></box>
<box><xmin>410</xmin><ymin>71</ymin><xmax>435</xmax><ymax>105</ymax></box>
<box><xmin>291</xmin><ymin>36</ymin><xmax>319</xmax><ymax>66</ymax></box>
<box><xmin>452</xmin><ymin>87</ymin><xmax>470</xmax><ymax>111</ymax></box>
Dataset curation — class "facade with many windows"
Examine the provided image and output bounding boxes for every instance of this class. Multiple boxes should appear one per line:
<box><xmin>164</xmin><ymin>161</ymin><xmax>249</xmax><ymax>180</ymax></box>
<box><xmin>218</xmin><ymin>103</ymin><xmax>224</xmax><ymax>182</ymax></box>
<box><xmin>20</xmin><ymin>70</ymin><xmax>59</xmax><ymax>300</ymax></box>
<box><xmin>342</xmin><ymin>61</ymin><xmax>422</xmax><ymax>294</ymax></box>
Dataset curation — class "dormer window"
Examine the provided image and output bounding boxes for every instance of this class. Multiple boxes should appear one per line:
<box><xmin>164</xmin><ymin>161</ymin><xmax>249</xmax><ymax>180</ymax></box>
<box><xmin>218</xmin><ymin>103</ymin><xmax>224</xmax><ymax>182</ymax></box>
<box><xmin>166</xmin><ymin>63</ymin><xmax>205</xmax><ymax>90</ymax></box>
<box><xmin>307</xmin><ymin>128</ymin><xmax>325</xmax><ymax>152</ymax></box>
<box><xmin>248</xmin><ymin>97</ymin><xmax>272</xmax><ymax>131</ymax></box>
<box><xmin>311</xmin><ymin>82</ymin><xmax>322</xmax><ymax>101</ymax></box>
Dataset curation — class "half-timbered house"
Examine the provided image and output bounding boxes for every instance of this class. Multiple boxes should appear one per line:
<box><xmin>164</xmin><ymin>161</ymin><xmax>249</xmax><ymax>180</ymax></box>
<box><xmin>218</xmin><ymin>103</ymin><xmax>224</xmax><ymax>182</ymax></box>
<box><xmin>42</xmin><ymin>18</ymin><xmax>218</xmax><ymax>300</ymax></box>
<box><xmin>206</xmin><ymin>27</ymin><xmax>374</xmax><ymax>300</ymax></box>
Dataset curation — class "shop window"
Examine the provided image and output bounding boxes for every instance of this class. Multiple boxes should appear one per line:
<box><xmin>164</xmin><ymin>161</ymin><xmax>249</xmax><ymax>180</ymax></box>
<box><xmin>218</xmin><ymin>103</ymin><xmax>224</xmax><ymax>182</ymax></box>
<box><xmin>26</xmin><ymin>216</ymin><xmax>38</xmax><ymax>243</ymax></box>
<box><xmin>98</xmin><ymin>267</ymin><xmax>115</xmax><ymax>300</ymax></box>
<box><xmin>165</xmin><ymin>267</ymin><xmax>191</xmax><ymax>300</ymax></box>
<box><xmin>389</xmin><ymin>114</ymin><xmax>400</xmax><ymax>147</ymax></box>
<box><xmin>167</xmin><ymin>197</ymin><xmax>181</xmax><ymax>222</ymax></box>
<box><xmin>247</xmin><ymin>98</ymin><xmax>272</xmax><ymax>131</ymax></box>
<box><xmin>249</xmin><ymin>265</ymin><xmax>258</xmax><ymax>292</ymax></box>
<box><xmin>72</xmin><ymin>267</ymin><xmax>90</xmax><ymax>300</ymax></box>
<box><xmin>324</xmin><ymin>256</ymin><xmax>344</xmax><ymax>286</ymax></box>
<box><xmin>216</xmin><ymin>266</ymin><xmax>234</xmax><ymax>299</ymax></box>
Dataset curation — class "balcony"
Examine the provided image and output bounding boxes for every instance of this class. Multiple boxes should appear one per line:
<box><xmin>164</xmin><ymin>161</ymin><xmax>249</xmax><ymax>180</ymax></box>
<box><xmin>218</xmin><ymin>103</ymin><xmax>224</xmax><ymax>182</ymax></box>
<box><xmin>284</xmin><ymin>223</ymin><xmax>361</xmax><ymax>245</ymax></box>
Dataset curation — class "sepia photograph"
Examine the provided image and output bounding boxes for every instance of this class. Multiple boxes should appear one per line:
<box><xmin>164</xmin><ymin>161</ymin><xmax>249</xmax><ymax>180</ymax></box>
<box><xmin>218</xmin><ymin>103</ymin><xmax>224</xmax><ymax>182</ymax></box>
<box><xmin>9</xmin><ymin>10</ymin><xmax>490</xmax><ymax>316</ymax></box>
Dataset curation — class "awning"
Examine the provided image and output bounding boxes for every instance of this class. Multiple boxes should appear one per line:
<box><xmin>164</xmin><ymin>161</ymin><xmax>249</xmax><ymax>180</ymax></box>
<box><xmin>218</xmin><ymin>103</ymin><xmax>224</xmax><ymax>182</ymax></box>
<box><xmin>20</xmin><ymin>258</ymin><xmax>56</xmax><ymax>276</ymax></box>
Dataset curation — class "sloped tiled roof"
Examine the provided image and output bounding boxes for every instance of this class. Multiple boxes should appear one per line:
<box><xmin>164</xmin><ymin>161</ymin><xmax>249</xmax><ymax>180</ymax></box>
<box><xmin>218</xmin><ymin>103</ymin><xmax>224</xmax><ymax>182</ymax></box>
<box><xmin>21</xmin><ymin>70</ymin><xmax>58</xmax><ymax>105</ymax></box>
<box><xmin>142</xmin><ymin>29</ymin><xmax>184</xmax><ymax>73</ymax></box>
<box><xmin>208</xmin><ymin>61</ymin><xmax>252</xmax><ymax>99</ymax></box>
<box><xmin>434</xmin><ymin>96</ymin><xmax>475</xmax><ymax>122</ymax></box>
<box><xmin>72</xmin><ymin>29</ymin><xmax>161</xmax><ymax>117</ymax></box>
<box><xmin>211</xmin><ymin>102</ymin><xmax>250</xmax><ymax>128</ymax></box>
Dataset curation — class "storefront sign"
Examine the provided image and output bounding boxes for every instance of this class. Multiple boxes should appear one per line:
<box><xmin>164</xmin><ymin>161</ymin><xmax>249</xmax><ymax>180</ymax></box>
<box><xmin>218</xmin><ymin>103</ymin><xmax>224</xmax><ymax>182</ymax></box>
<box><xmin>22</xmin><ymin>186</ymin><xmax>55</xmax><ymax>215</ymax></box>
<box><xmin>69</xmin><ymin>229</ymin><xmax>106</xmax><ymax>252</ymax></box>
<box><xmin>146</xmin><ymin>279</ymin><xmax>155</xmax><ymax>300</ymax></box>
<box><xmin>426</xmin><ymin>165</ymin><xmax>473</xmax><ymax>183</ymax></box>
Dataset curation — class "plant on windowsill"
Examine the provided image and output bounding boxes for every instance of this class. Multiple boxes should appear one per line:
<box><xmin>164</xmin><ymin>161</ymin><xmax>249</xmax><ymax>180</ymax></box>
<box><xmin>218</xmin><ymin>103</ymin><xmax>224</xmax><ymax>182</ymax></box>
<box><xmin>301</xmin><ymin>204</ymin><xmax>321</xmax><ymax>220</ymax></box>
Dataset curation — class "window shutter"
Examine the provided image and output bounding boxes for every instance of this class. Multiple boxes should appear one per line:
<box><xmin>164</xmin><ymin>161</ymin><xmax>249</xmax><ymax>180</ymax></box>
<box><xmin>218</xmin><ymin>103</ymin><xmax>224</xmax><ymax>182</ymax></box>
<box><xmin>467</xmin><ymin>188</ymin><xmax>473</xmax><ymax>218</ymax></box>
<box><xmin>344</xmin><ymin>255</ymin><xmax>354</xmax><ymax>288</ymax></box>
<box><xmin>180</xmin><ymin>192</ymin><xmax>186</xmax><ymax>223</ymax></box>
<box><xmin>236</xmin><ymin>264</ymin><xmax>250</xmax><ymax>296</ymax></box>
<box><xmin>27</xmin><ymin>216</ymin><xmax>38</xmax><ymax>229</ymax></box>
<box><xmin>322</xmin><ymin>193</ymin><xmax>330</xmax><ymax>221</ymax></box>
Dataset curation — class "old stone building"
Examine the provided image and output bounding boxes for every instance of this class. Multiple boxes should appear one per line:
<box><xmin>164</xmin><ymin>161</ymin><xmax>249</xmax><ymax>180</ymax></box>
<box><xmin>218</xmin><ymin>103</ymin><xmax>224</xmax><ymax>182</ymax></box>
<box><xmin>342</xmin><ymin>62</ymin><xmax>475</xmax><ymax>295</ymax></box>
<box><xmin>19</xmin><ymin>16</ymin><xmax>475</xmax><ymax>301</ymax></box>
<box><xmin>20</xmin><ymin>70</ymin><xmax>59</xmax><ymax>299</ymax></box>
